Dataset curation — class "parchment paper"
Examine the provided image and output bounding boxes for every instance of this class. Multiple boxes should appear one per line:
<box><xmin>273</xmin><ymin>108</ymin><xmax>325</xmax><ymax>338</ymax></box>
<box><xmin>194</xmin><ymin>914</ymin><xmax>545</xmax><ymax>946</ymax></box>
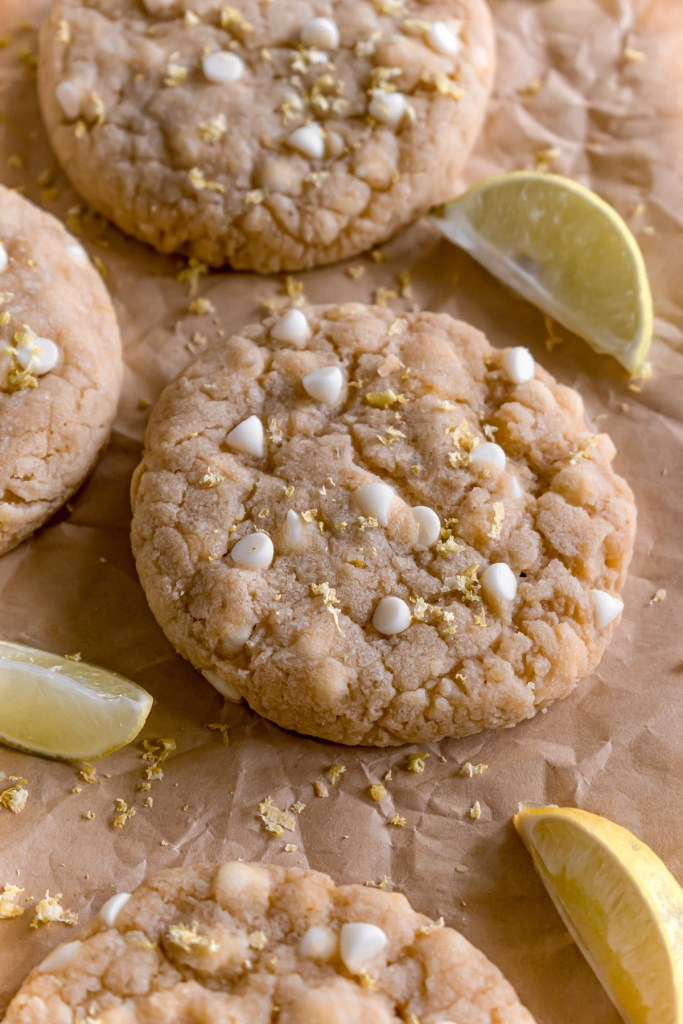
<box><xmin>1</xmin><ymin>1</ymin><xmax>683</xmax><ymax>1020</ymax></box>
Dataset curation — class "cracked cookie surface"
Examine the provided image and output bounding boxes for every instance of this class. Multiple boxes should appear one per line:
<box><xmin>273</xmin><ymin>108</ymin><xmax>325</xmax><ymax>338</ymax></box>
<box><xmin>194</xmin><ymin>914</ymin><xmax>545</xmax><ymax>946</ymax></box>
<box><xmin>130</xmin><ymin>304</ymin><xmax>636</xmax><ymax>746</ymax></box>
<box><xmin>0</xmin><ymin>185</ymin><xmax>122</xmax><ymax>556</ymax></box>
<box><xmin>38</xmin><ymin>0</ymin><xmax>495</xmax><ymax>272</ymax></box>
<box><xmin>5</xmin><ymin>861</ymin><xmax>536</xmax><ymax>1023</ymax></box>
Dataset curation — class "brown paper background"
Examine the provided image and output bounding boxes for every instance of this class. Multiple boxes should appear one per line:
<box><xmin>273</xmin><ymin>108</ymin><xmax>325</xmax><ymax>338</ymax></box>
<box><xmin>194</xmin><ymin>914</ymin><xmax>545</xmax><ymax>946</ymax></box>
<box><xmin>1</xmin><ymin>1</ymin><xmax>683</xmax><ymax>1020</ymax></box>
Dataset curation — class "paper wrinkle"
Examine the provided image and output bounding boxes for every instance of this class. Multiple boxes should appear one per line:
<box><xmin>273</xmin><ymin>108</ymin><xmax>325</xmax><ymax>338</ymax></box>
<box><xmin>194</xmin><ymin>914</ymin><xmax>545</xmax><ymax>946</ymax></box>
<box><xmin>1</xmin><ymin>1</ymin><xmax>683</xmax><ymax>1022</ymax></box>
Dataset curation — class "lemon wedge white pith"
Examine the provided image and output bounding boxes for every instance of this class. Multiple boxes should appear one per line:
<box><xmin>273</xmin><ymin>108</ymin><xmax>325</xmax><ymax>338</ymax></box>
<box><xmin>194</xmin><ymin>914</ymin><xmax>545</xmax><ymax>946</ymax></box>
<box><xmin>0</xmin><ymin>641</ymin><xmax>153</xmax><ymax>761</ymax></box>
<box><xmin>514</xmin><ymin>805</ymin><xmax>683</xmax><ymax>1024</ymax></box>
<box><xmin>430</xmin><ymin>172</ymin><xmax>653</xmax><ymax>374</ymax></box>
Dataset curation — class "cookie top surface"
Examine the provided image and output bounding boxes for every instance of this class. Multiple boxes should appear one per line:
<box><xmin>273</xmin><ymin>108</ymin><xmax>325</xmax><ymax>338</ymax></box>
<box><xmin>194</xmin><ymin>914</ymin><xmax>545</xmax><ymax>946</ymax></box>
<box><xmin>38</xmin><ymin>0</ymin><xmax>495</xmax><ymax>272</ymax></box>
<box><xmin>0</xmin><ymin>186</ymin><xmax>122</xmax><ymax>556</ymax></box>
<box><xmin>131</xmin><ymin>304</ymin><xmax>636</xmax><ymax>746</ymax></box>
<box><xmin>5</xmin><ymin>861</ymin><xmax>535</xmax><ymax>1023</ymax></box>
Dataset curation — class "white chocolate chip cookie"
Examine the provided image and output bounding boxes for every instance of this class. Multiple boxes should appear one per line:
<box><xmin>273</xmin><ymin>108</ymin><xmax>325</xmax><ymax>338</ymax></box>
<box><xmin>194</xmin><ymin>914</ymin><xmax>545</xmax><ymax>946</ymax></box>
<box><xmin>4</xmin><ymin>862</ymin><xmax>536</xmax><ymax>1024</ymax></box>
<box><xmin>0</xmin><ymin>185</ymin><xmax>122</xmax><ymax>556</ymax></box>
<box><xmin>37</xmin><ymin>0</ymin><xmax>495</xmax><ymax>272</ymax></box>
<box><xmin>130</xmin><ymin>304</ymin><xmax>636</xmax><ymax>746</ymax></box>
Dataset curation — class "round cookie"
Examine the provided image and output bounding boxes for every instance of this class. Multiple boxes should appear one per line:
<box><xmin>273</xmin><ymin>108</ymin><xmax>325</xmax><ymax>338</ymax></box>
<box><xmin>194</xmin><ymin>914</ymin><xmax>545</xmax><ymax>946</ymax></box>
<box><xmin>5</xmin><ymin>861</ymin><xmax>536</xmax><ymax>1023</ymax></box>
<box><xmin>131</xmin><ymin>304</ymin><xmax>636</xmax><ymax>746</ymax></box>
<box><xmin>0</xmin><ymin>186</ymin><xmax>122</xmax><ymax>556</ymax></box>
<box><xmin>37</xmin><ymin>0</ymin><xmax>495</xmax><ymax>273</ymax></box>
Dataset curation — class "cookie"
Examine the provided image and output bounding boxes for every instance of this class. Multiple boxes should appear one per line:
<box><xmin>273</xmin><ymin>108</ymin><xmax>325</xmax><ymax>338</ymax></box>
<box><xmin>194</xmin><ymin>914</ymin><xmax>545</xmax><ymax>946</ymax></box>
<box><xmin>37</xmin><ymin>0</ymin><xmax>495</xmax><ymax>272</ymax></box>
<box><xmin>130</xmin><ymin>304</ymin><xmax>636</xmax><ymax>746</ymax></box>
<box><xmin>0</xmin><ymin>186</ymin><xmax>122</xmax><ymax>556</ymax></box>
<box><xmin>5</xmin><ymin>861</ymin><xmax>536</xmax><ymax>1023</ymax></box>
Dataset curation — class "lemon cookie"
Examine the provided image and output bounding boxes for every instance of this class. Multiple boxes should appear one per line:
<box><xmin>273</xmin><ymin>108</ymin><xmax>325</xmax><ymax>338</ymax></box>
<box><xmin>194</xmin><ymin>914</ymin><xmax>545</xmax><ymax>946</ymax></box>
<box><xmin>0</xmin><ymin>186</ymin><xmax>122</xmax><ymax>556</ymax></box>
<box><xmin>5</xmin><ymin>862</ymin><xmax>535</xmax><ymax>1023</ymax></box>
<box><xmin>38</xmin><ymin>0</ymin><xmax>495</xmax><ymax>272</ymax></box>
<box><xmin>131</xmin><ymin>304</ymin><xmax>635</xmax><ymax>746</ymax></box>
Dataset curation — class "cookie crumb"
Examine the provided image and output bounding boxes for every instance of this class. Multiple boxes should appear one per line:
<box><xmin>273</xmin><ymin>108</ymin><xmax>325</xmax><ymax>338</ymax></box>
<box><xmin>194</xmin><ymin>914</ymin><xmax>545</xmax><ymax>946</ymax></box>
<box><xmin>188</xmin><ymin>297</ymin><xmax>216</xmax><ymax>316</ymax></box>
<box><xmin>389</xmin><ymin>814</ymin><xmax>406</xmax><ymax>827</ymax></box>
<box><xmin>459</xmin><ymin>762</ymin><xmax>488</xmax><ymax>777</ymax></box>
<box><xmin>0</xmin><ymin>779</ymin><xmax>28</xmax><ymax>814</ymax></box>
<box><xmin>313</xmin><ymin>781</ymin><xmax>329</xmax><ymax>798</ymax></box>
<box><xmin>346</xmin><ymin>265</ymin><xmax>365</xmax><ymax>280</ymax></box>
<box><xmin>328</xmin><ymin>764</ymin><xmax>347</xmax><ymax>785</ymax></box>
<box><xmin>0</xmin><ymin>884</ymin><xmax>24</xmax><ymax>919</ymax></box>
<box><xmin>406</xmin><ymin>753</ymin><xmax>428</xmax><ymax>774</ymax></box>
<box><xmin>31</xmin><ymin>892</ymin><xmax>78</xmax><ymax>928</ymax></box>
<box><xmin>204</xmin><ymin>722</ymin><xmax>230</xmax><ymax>745</ymax></box>
<box><xmin>368</xmin><ymin>784</ymin><xmax>387</xmax><ymax>802</ymax></box>
<box><xmin>112</xmin><ymin>798</ymin><xmax>136</xmax><ymax>829</ymax></box>
<box><xmin>518</xmin><ymin>77</ymin><xmax>542</xmax><ymax>96</ymax></box>
<box><xmin>259</xmin><ymin>796</ymin><xmax>296</xmax><ymax>836</ymax></box>
<box><xmin>650</xmin><ymin>589</ymin><xmax>667</xmax><ymax>604</ymax></box>
<box><xmin>468</xmin><ymin>800</ymin><xmax>482</xmax><ymax>820</ymax></box>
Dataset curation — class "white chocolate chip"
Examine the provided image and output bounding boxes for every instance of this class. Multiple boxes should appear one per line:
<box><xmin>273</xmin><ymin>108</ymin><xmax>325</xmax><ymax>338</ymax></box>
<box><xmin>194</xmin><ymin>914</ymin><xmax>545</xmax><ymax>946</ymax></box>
<box><xmin>340</xmin><ymin>922</ymin><xmax>387</xmax><ymax>973</ymax></box>
<box><xmin>355</xmin><ymin>482</ymin><xmax>395</xmax><ymax>526</ymax></box>
<box><xmin>231</xmin><ymin>532</ymin><xmax>274</xmax><ymax>570</ymax></box>
<box><xmin>0</xmin><ymin>242</ymin><xmax>7</xmax><ymax>274</ymax></box>
<box><xmin>591</xmin><ymin>589</ymin><xmax>624</xmax><ymax>629</ymax></box>
<box><xmin>271</xmin><ymin>308</ymin><xmax>312</xmax><ymax>346</ymax></box>
<box><xmin>481</xmin><ymin>563</ymin><xmax>518</xmax><ymax>603</ymax></box>
<box><xmin>509</xmin><ymin>475</ymin><xmax>523</xmax><ymax>499</ymax></box>
<box><xmin>300</xmin><ymin>924</ymin><xmax>338</xmax><ymax>960</ymax></box>
<box><xmin>427</xmin><ymin>21</ymin><xmax>462</xmax><ymax>56</ymax></box>
<box><xmin>142</xmin><ymin>0</ymin><xmax>175</xmax><ymax>11</ymax></box>
<box><xmin>287</xmin><ymin>123</ymin><xmax>326</xmax><ymax>159</ymax></box>
<box><xmin>38</xmin><ymin>940</ymin><xmax>82</xmax><ymax>974</ymax></box>
<box><xmin>300</xmin><ymin>17</ymin><xmax>340</xmax><ymax>50</ymax></box>
<box><xmin>368</xmin><ymin>90</ymin><xmax>407</xmax><ymax>128</ymax></box>
<box><xmin>372</xmin><ymin>596</ymin><xmax>411</xmax><ymax>636</ymax></box>
<box><xmin>413</xmin><ymin>506</ymin><xmax>441</xmax><ymax>547</ymax></box>
<box><xmin>226</xmin><ymin>415</ymin><xmax>264</xmax><ymax>457</ymax></box>
<box><xmin>202</xmin><ymin>51</ymin><xmax>245</xmax><ymax>84</ymax></box>
<box><xmin>501</xmin><ymin>347</ymin><xmax>535</xmax><ymax>385</ymax></box>
<box><xmin>470</xmin><ymin>442</ymin><xmax>506</xmax><ymax>474</ymax></box>
<box><xmin>55</xmin><ymin>80</ymin><xmax>83</xmax><ymax>120</ymax></box>
<box><xmin>284</xmin><ymin>509</ymin><xmax>303</xmax><ymax>544</ymax></box>
<box><xmin>99</xmin><ymin>892</ymin><xmax>131</xmax><ymax>927</ymax></box>
<box><xmin>15</xmin><ymin>336</ymin><xmax>60</xmax><ymax>375</ymax></box>
<box><xmin>302</xmin><ymin>366</ymin><xmax>343</xmax><ymax>405</ymax></box>
<box><xmin>202</xmin><ymin>669</ymin><xmax>243</xmax><ymax>702</ymax></box>
<box><xmin>67</xmin><ymin>243</ymin><xmax>88</xmax><ymax>266</ymax></box>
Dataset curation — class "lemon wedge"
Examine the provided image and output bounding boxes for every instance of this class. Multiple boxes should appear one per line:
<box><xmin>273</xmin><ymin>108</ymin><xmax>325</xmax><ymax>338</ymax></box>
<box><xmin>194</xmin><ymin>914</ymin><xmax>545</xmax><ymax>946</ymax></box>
<box><xmin>514</xmin><ymin>805</ymin><xmax>683</xmax><ymax>1024</ymax></box>
<box><xmin>0</xmin><ymin>641</ymin><xmax>153</xmax><ymax>761</ymax></box>
<box><xmin>430</xmin><ymin>172</ymin><xmax>653</xmax><ymax>374</ymax></box>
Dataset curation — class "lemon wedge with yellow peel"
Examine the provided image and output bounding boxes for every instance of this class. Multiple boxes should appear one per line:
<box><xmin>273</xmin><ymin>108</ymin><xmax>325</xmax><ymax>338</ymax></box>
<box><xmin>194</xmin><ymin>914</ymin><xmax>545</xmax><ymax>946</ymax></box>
<box><xmin>0</xmin><ymin>641</ymin><xmax>153</xmax><ymax>761</ymax></box>
<box><xmin>430</xmin><ymin>172</ymin><xmax>653</xmax><ymax>374</ymax></box>
<box><xmin>514</xmin><ymin>805</ymin><xmax>683</xmax><ymax>1024</ymax></box>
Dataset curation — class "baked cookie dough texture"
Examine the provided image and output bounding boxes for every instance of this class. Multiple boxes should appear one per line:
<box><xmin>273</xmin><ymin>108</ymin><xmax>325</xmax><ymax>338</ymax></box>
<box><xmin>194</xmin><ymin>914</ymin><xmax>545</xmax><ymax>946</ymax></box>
<box><xmin>38</xmin><ymin>0</ymin><xmax>495</xmax><ymax>272</ymax></box>
<box><xmin>5</xmin><ymin>862</ymin><xmax>536</xmax><ymax>1023</ymax></box>
<box><xmin>131</xmin><ymin>304</ymin><xmax>636</xmax><ymax>746</ymax></box>
<box><xmin>0</xmin><ymin>186</ymin><xmax>122</xmax><ymax>556</ymax></box>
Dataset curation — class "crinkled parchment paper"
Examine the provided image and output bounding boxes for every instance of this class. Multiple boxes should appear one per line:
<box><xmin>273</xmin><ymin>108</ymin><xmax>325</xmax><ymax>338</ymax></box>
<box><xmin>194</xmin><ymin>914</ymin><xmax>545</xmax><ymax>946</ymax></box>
<box><xmin>1</xmin><ymin>1</ymin><xmax>683</xmax><ymax>1020</ymax></box>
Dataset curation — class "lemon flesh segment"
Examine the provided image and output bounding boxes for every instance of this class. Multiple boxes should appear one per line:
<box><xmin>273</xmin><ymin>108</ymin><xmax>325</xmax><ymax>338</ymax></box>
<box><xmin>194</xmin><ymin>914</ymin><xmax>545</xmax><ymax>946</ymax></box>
<box><xmin>430</xmin><ymin>172</ymin><xmax>653</xmax><ymax>374</ymax></box>
<box><xmin>514</xmin><ymin>806</ymin><xmax>683</xmax><ymax>1024</ymax></box>
<box><xmin>0</xmin><ymin>641</ymin><xmax>153</xmax><ymax>761</ymax></box>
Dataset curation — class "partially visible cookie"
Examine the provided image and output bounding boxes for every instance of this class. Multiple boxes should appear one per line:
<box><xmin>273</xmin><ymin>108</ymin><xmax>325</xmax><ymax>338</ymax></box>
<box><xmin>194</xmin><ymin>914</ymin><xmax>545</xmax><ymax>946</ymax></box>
<box><xmin>38</xmin><ymin>0</ymin><xmax>495</xmax><ymax>272</ymax></box>
<box><xmin>4</xmin><ymin>861</ymin><xmax>536</xmax><ymax>1023</ymax></box>
<box><xmin>130</xmin><ymin>303</ymin><xmax>636</xmax><ymax>746</ymax></box>
<box><xmin>0</xmin><ymin>186</ymin><xmax>122</xmax><ymax>555</ymax></box>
